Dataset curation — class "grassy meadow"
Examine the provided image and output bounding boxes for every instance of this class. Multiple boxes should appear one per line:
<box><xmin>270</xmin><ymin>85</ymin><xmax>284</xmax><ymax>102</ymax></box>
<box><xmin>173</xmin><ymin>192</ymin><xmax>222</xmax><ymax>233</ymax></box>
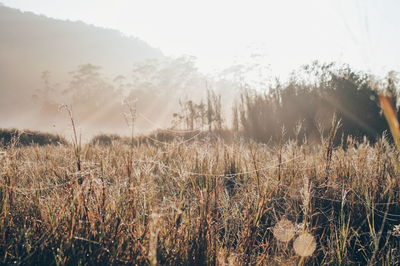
<box><xmin>1</xmin><ymin>130</ymin><xmax>400</xmax><ymax>265</ymax></box>
<box><xmin>2</xmin><ymin>2</ymin><xmax>400</xmax><ymax>265</ymax></box>
<box><xmin>1</xmin><ymin>64</ymin><xmax>400</xmax><ymax>265</ymax></box>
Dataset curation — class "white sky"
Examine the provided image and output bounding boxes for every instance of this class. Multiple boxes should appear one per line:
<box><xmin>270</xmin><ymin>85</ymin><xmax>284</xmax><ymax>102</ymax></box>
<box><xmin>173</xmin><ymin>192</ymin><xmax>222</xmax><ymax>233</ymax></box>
<box><xmin>2</xmin><ymin>0</ymin><xmax>400</xmax><ymax>78</ymax></box>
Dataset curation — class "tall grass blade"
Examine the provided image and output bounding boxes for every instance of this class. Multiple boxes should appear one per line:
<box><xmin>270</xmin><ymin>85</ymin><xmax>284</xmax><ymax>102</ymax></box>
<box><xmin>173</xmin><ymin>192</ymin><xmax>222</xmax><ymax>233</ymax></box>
<box><xmin>379</xmin><ymin>95</ymin><xmax>400</xmax><ymax>150</ymax></box>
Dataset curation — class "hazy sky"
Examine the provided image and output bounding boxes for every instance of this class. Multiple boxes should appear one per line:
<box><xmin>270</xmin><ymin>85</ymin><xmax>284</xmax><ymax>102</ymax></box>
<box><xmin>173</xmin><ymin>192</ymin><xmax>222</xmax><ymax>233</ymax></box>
<box><xmin>2</xmin><ymin>0</ymin><xmax>400</xmax><ymax>78</ymax></box>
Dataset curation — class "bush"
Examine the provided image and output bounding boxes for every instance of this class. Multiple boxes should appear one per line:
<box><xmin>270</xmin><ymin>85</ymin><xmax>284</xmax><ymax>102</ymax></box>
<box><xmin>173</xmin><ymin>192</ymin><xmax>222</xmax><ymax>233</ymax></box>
<box><xmin>89</xmin><ymin>129</ymin><xmax>235</xmax><ymax>147</ymax></box>
<box><xmin>0</xmin><ymin>128</ymin><xmax>67</xmax><ymax>147</ymax></box>
<box><xmin>90</xmin><ymin>134</ymin><xmax>123</xmax><ymax>146</ymax></box>
<box><xmin>238</xmin><ymin>62</ymin><xmax>396</xmax><ymax>144</ymax></box>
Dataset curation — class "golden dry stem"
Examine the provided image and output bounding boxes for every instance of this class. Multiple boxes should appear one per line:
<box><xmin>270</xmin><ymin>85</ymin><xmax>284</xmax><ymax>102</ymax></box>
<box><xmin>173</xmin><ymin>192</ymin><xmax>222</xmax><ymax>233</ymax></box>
<box><xmin>149</xmin><ymin>213</ymin><xmax>161</xmax><ymax>266</ymax></box>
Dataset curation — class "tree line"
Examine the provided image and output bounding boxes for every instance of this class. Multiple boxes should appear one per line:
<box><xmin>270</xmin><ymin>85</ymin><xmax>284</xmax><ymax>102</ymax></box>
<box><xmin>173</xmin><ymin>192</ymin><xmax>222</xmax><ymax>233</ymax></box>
<box><xmin>35</xmin><ymin>59</ymin><xmax>399</xmax><ymax>144</ymax></box>
<box><xmin>175</xmin><ymin>61</ymin><xmax>399</xmax><ymax>145</ymax></box>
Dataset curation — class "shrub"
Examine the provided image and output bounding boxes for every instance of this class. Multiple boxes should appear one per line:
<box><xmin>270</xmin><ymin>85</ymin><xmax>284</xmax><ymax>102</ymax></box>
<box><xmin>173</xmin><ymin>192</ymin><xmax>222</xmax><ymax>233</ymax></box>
<box><xmin>89</xmin><ymin>129</ymin><xmax>235</xmax><ymax>147</ymax></box>
<box><xmin>90</xmin><ymin>133</ymin><xmax>123</xmax><ymax>146</ymax></box>
<box><xmin>0</xmin><ymin>128</ymin><xmax>67</xmax><ymax>147</ymax></box>
<box><xmin>238</xmin><ymin>62</ymin><xmax>395</xmax><ymax>144</ymax></box>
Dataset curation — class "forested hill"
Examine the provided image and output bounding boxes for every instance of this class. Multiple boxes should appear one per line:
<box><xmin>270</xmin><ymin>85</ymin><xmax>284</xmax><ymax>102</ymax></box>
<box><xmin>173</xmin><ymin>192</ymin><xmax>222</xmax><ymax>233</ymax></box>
<box><xmin>0</xmin><ymin>4</ymin><xmax>163</xmax><ymax>127</ymax></box>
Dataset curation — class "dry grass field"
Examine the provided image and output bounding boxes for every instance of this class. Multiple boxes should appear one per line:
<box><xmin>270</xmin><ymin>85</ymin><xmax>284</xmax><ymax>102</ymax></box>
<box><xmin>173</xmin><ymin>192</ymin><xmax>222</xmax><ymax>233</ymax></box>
<box><xmin>1</xmin><ymin>132</ymin><xmax>400</xmax><ymax>265</ymax></box>
<box><xmin>2</xmin><ymin>2</ymin><xmax>400</xmax><ymax>265</ymax></box>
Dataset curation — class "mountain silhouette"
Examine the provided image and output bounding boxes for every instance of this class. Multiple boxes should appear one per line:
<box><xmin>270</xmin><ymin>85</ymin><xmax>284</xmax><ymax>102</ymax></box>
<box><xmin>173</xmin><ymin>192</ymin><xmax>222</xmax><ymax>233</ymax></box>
<box><xmin>0</xmin><ymin>5</ymin><xmax>163</xmax><ymax>129</ymax></box>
